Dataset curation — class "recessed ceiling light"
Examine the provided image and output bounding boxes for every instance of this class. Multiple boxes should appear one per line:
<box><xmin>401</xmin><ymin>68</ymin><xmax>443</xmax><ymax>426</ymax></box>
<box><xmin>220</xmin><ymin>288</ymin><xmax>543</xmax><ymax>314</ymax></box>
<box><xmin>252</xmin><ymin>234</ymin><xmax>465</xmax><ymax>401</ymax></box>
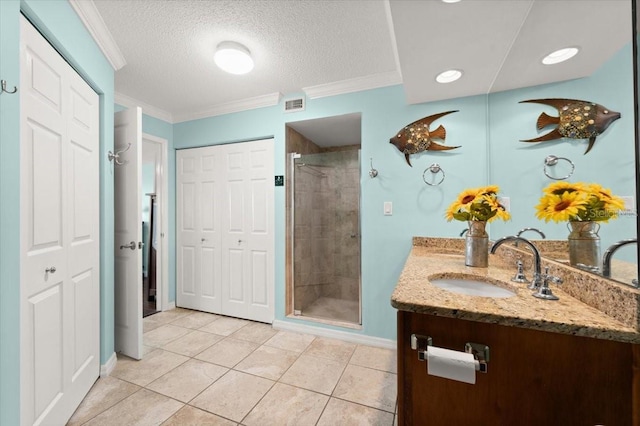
<box><xmin>542</xmin><ymin>47</ymin><xmax>579</xmax><ymax>65</ymax></box>
<box><xmin>436</xmin><ymin>69</ymin><xmax>463</xmax><ymax>83</ymax></box>
<box><xmin>214</xmin><ymin>41</ymin><xmax>254</xmax><ymax>75</ymax></box>
<box><xmin>442</xmin><ymin>0</ymin><xmax>462</xmax><ymax>3</ymax></box>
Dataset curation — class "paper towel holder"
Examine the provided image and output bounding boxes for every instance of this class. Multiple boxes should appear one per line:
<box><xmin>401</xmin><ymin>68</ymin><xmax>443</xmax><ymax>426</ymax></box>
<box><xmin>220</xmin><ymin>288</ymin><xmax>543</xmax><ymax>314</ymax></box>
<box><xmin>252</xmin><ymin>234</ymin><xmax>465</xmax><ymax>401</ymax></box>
<box><xmin>465</xmin><ymin>342</ymin><xmax>489</xmax><ymax>373</ymax></box>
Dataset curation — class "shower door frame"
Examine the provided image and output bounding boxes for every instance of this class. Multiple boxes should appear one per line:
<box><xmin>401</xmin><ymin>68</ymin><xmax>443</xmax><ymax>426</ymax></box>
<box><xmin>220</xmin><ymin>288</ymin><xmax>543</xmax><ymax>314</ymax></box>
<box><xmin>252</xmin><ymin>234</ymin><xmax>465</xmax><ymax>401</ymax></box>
<box><xmin>287</xmin><ymin>151</ymin><xmax>362</xmax><ymax>327</ymax></box>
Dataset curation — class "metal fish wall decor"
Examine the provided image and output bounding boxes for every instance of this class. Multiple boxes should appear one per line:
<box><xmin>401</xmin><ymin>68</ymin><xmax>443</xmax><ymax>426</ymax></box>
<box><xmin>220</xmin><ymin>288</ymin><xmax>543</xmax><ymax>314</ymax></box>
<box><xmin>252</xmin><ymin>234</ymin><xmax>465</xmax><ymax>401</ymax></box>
<box><xmin>520</xmin><ymin>98</ymin><xmax>620</xmax><ymax>154</ymax></box>
<box><xmin>389</xmin><ymin>110</ymin><xmax>460</xmax><ymax>167</ymax></box>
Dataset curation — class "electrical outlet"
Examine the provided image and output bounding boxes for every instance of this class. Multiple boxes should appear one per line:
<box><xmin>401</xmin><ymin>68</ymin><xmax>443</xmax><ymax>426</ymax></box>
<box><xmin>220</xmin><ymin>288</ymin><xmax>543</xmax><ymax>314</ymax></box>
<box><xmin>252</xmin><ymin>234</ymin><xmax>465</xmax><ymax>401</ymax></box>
<box><xmin>497</xmin><ymin>196</ymin><xmax>510</xmax><ymax>212</ymax></box>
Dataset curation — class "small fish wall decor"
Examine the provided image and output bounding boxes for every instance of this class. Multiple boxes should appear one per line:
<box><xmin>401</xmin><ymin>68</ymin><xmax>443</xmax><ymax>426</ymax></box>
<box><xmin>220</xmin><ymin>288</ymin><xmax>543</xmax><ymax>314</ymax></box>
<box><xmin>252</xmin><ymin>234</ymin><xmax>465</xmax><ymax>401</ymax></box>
<box><xmin>520</xmin><ymin>98</ymin><xmax>620</xmax><ymax>154</ymax></box>
<box><xmin>389</xmin><ymin>110</ymin><xmax>460</xmax><ymax>167</ymax></box>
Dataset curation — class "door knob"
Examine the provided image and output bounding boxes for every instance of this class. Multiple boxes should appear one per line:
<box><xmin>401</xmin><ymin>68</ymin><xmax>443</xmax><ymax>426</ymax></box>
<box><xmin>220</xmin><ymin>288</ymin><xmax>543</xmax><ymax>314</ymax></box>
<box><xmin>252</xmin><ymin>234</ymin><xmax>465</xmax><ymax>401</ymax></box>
<box><xmin>45</xmin><ymin>266</ymin><xmax>56</xmax><ymax>274</ymax></box>
<box><xmin>120</xmin><ymin>241</ymin><xmax>136</xmax><ymax>250</ymax></box>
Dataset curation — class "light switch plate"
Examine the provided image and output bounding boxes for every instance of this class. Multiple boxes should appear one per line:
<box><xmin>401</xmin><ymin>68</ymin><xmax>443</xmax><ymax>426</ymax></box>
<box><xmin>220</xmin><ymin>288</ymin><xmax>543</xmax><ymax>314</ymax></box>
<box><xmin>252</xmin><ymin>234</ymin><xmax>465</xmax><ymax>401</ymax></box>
<box><xmin>384</xmin><ymin>201</ymin><xmax>393</xmax><ymax>216</ymax></box>
<box><xmin>621</xmin><ymin>196</ymin><xmax>636</xmax><ymax>215</ymax></box>
<box><xmin>497</xmin><ymin>196</ymin><xmax>510</xmax><ymax>212</ymax></box>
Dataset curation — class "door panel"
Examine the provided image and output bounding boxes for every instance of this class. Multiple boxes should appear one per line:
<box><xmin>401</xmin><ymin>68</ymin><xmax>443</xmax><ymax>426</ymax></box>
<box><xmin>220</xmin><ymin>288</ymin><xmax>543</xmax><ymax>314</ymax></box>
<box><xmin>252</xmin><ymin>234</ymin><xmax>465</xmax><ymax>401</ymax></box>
<box><xmin>20</xmin><ymin>16</ymin><xmax>99</xmax><ymax>426</ymax></box>
<box><xmin>177</xmin><ymin>139</ymin><xmax>274</xmax><ymax>322</ymax></box>
<box><xmin>114</xmin><ymin>108</ymin><xmax>143</xmax><ymax>360</ymax></box>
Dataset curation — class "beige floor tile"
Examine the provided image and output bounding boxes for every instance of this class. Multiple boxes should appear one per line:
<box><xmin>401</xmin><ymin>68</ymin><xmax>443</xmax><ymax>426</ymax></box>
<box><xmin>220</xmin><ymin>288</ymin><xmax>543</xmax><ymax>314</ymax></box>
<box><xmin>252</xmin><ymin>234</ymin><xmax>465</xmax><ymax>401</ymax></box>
<box><xmin>229</xmin><ymin>321</ymin><xmax>277</xmax><ymax>344</ymax></box>
<box><xmin>67</xmin><ymin>376</ymin><xmax>140</xmax><ymax>425</ymax></box>
<box><xmin>170</xmin><ymin>311</ymin><xmax>220</xmax><ymax>329</ymax></box>
<box><xmin>161</xmin><ymin>330</ymin><xmax>223</xmax><ymax>357</ymax></box>
<box><xmin>143</xmin><ymin>324</ymin><xmax>191</xmax><ymax>348</ymax></box>
<box><xmin>280</xmin><ymin>354</ymin><xmax>346</xmax><ymax>395</ymax></box>
<box><xmin>146</xmin><ymin>359</ymin><xmax>228</xmax><ymax>402</ymax></box>
<box><xmin>190</xmin><ymin>370</ymin><xmax>273</xmax><ymax>422</ymax></box>
<box><xmin>148</xmin><ymin>308</ymin><xmax>193</xmax><ymax>324</ymax></box>
<box><xmin>234</xmin><ymin>345</ymin><xmax>299</xmax><ymax>380</ymax></box>
<box><xmin>143</xmin><ymin>317</ymin><xmax>163</xmax><ymax>333</ymax></box>
<box><xmin>350</xmin><ymin>345</ymin><xmax>397</xmax><ymax>373</ymax></box>
<box><xmin>304</xmin><ymin>337</ymin><xmax>357</xmax><ymax>363</ymax></box>
<box><xmin>199</xmin><ymin>316</ymin><xmax>249</xmax><ymax>336</ymax></box>
<box><xmin>161</xmin><ymin>406</ymin><xmax>237</xmax><ymax>426</ymax></box>
<box><xmin>112</xmin><ymin>350</ymin><xmax>189</xmax><ymax>386</ymax></box>
<box><xmin>142</xmin><ymin>345</ymin><xmax>156</xmax><ymax>356</ymax></box>
<box><xmin>195</xmin><ymin>337</ymin><xmax>259</xmax><ymax>368</ymax></box>
<box><xmin>243</xmin><ymin>383</ymin><xmax>328</xmax><ymax>426</ymax></box>
<box><xmin>263</xmin><ymin>330</ymin><xmax>316</xmax><ymax>353</ymax></box>
<box><xmin>317</xmin><ymin>397</ymin><xmax>395</xmax><ymax>426</ymax></box>
<box><xmin>333</xmin><ymin>364</ymin><xmax>397</xmax><ymax>412</ymax></box>
<box><xmin>83</xmin><ymin>389</ymin><xmax>183</xmax><ymax>426</ymax></box>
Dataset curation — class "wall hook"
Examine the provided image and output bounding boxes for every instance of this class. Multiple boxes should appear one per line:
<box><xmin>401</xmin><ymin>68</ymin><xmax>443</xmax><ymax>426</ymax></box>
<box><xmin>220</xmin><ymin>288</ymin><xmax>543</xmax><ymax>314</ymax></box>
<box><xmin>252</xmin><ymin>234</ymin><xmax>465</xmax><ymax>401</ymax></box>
<box><xmin>1</xmin><ymin>80</ymin><xmax>18</xmax><ymax>94</ymax></box>
<box><xmin>368</xmin><ymin>158</ymin><xmax>378</xmax><ymax>178</ymax></box>
<box><xmin>108</xmin><ymin>143</ymin><xmax>131</xmax><ymax>166</ymax></box>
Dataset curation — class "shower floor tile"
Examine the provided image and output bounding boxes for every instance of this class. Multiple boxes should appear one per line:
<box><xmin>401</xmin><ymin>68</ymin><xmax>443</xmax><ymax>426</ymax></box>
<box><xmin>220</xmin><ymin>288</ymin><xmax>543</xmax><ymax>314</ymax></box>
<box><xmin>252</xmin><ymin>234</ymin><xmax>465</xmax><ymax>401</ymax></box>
<box><xmin>302</xmin><ymin>296</ymin><xmax>360</xmax><ymax>324</ymax></box>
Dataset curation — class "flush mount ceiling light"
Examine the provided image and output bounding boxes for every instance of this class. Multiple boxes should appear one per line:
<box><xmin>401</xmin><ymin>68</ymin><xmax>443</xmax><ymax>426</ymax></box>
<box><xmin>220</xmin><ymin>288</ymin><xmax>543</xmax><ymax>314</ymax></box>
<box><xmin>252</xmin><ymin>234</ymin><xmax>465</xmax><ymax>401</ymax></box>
<box><xmin>214</xmin><ymin>41</ymin><xmax>254</xmax><ymax>75</ymax></box>
<box><xmin>542</xmin><ymin>47</ymin><xmax>579</xmax><ymax>65</ymax></box>
<box><xmin>436</xmin><ymin>69</ymin><xmax>463</xmax><ymax>83</ymax></box>
<box><xmin>442</xmin><ymin>0</ymin><xmax>462</xmax><ymax>3</ymax></box>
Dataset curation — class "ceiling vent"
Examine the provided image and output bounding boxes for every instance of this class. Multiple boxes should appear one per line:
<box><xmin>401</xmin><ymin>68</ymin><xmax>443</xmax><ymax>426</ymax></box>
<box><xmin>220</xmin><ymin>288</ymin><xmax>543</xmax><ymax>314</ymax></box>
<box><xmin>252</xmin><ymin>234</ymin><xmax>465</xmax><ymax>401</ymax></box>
<box><xmin>284</xmin><ymin>97</ymin><xmax>305</xmax><ymax>113</ymax></box>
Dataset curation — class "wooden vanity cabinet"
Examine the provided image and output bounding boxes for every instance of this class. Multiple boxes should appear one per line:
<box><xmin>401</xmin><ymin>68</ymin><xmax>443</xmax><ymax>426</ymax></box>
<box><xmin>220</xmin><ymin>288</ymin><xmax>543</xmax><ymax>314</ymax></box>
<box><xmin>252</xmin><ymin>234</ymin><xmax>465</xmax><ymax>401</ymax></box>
<box><xmin>397</xmin><ymin>311</ymin><xmax>640</xmax><ymax>425</ymax></box>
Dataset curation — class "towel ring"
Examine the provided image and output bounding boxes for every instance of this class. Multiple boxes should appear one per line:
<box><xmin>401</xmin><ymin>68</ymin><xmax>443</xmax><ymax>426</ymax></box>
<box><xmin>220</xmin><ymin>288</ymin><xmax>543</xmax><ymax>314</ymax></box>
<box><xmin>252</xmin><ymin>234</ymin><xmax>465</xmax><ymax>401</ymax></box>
<box><xmin>423</xmin><ymin>163</ymin><xmax>445</xmax><ymax>186</ymax></box>
<box><xmin>543</xmin><ymin>155</ymin><xmax>574</xmax><ymax>180</ymax></box>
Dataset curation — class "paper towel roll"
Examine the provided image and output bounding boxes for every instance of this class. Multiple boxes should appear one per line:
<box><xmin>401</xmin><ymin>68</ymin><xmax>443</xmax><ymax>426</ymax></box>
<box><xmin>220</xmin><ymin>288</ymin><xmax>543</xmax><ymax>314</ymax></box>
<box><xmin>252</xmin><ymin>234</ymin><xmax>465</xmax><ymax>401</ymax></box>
<box><xmin>426</xmin><ymin>346</ymin><xmax>477</xmax><ymax>384</ymax></box>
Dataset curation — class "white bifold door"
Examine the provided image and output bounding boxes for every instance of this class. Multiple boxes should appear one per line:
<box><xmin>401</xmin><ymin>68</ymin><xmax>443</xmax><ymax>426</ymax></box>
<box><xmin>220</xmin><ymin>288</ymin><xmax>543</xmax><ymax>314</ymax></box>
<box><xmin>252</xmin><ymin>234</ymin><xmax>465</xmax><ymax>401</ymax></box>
<box><xmin>177</xmin><ymin>139</ymin><xmax>274</xmax><ymax>323</ymax></box>
<box><xmin>20</xmin><ymin>16</ymin><xmax>100</xmax><ymax>425</ymax></box>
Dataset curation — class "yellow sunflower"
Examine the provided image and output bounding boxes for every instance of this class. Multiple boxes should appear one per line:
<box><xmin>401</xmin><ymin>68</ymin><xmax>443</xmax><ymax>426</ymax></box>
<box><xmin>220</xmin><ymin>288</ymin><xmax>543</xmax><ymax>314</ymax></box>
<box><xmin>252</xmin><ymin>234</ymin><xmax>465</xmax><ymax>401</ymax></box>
<box><xmin>536</xmin><ymin>191</ymin><xmax>585</xmax><ymax>222</ymax></box>
<box><xmin>542</xmin><ymin>181</ymin><xmax>585</xmax><ymax>196</ymax></box>
<box><xmin>586</xmin><ymin>183</ymin><xmax>625</xmax><ymax>211</ymax></box>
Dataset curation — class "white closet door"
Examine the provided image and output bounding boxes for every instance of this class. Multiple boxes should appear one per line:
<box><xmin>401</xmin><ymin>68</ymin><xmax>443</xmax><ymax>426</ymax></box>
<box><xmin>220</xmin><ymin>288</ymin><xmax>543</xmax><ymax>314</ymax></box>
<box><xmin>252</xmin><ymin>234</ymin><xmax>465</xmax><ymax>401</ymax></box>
<box><xmin>20</xmin><ymin>16</ymin><xmax>99</xmax><ymax>426</ymax></box>
<box><xmin>176</xmin><ymin>147</ymin><xmax>222</xmax><ymax>313</ymax></box>
<box><xmin>221</xmin><ymin>140</ymin><xmax>274</xmax><ymax>322</ymax></box>
<box><xmin>176</xmin><ymin>139</ymin><xmax>274</xmax><ymax>322</ymax></box>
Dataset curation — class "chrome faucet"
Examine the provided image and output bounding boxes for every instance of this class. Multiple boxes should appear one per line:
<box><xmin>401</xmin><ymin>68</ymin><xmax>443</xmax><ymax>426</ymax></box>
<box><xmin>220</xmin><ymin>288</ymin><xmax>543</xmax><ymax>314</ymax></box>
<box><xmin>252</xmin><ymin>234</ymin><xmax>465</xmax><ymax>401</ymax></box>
<box><xmin>602</xmin><ymin>238</ymin><xmax>638</xmax><ymax>286</ymax></box>
<box><xmin>516</xmin><ymin>227</ymin><xmax>546</xmax><ymax>239</ymax></box>
<box><xmin>491</xmin><ymin>236</ymin><xmax>543</xmax><ymax>289</ymax></box>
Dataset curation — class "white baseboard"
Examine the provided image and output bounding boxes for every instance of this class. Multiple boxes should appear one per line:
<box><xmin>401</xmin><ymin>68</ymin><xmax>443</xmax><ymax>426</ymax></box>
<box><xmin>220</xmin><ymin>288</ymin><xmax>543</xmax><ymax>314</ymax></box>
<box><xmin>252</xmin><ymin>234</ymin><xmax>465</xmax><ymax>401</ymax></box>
<box><xmin>100</xmin><ymin>352</ymin><xmax>117</xmax><ymax>377</ymax></box>
<box><xmin>272</xmin><ymin>319</ymin><xmax>396</xmax><ymax>349</ymax></box>
<box><xmin>164</xmin><ymin>301</ymin><xmax>176</xmax><ymax>311</ymax></box>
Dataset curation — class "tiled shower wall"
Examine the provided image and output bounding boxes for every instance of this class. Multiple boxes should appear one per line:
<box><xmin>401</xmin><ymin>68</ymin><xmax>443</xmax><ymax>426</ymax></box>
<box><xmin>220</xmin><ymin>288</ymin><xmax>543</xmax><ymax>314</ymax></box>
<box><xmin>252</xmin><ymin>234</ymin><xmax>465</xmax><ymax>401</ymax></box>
<box><xmin>293</xmin><ymin>149</ymin><xmax>360</xmax><ymax>317</ymax></box>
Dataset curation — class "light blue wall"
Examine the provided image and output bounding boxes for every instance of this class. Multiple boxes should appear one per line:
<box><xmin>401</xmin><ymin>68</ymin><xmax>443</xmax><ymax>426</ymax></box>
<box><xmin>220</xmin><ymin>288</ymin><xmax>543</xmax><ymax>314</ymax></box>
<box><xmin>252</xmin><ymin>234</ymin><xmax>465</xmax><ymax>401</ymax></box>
<box><xmin>489</xmin><ymin>42</ymin><xmax>636</xmax><ymax>258</ymax></box>
<box><xmin>174</xmin><ymin>86</ymin><xmax>490</xmax><ymax>339</ymax></box>
<box><xmin>0</xmin><ymin>1</ymin><xmax>114</xmax><ymax>423</ymax></box>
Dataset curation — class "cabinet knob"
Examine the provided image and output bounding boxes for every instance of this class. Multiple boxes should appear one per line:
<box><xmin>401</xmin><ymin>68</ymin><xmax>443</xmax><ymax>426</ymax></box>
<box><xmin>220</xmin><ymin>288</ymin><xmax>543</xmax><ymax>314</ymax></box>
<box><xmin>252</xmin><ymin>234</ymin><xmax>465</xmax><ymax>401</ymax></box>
<box><xmin>45</xmin><ymin>266</ymin><xmax>56</xmax><ymax>274</ymax></box>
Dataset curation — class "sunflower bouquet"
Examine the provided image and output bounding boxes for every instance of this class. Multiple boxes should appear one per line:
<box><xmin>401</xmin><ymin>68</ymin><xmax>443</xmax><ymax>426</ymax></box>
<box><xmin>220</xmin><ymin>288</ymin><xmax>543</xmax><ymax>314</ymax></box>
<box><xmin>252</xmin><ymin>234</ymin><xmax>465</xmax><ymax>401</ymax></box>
<box><xmin>535</xmin><ymin>182</ymin><xmax>625</xmax><ymax>223</ymax></box>
<box><xmin>445</xmin><ymin>185</ymin><xmax>511</xmax><ymax>222</ymax></box>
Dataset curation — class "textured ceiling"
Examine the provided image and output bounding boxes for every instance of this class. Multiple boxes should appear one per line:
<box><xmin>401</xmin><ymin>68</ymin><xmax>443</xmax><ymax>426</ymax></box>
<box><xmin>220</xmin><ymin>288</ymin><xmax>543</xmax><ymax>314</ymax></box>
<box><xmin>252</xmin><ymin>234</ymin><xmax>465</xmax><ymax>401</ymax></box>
<box><xmin>91</xmin><ymin>0</ymin><xmax>631</xmax><ymax>140</ymax></box>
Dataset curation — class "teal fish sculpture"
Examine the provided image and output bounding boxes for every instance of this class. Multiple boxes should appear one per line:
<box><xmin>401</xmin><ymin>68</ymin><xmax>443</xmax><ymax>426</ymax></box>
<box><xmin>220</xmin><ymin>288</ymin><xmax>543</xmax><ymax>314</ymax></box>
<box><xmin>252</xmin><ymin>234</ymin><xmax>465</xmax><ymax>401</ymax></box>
<box><xmin>520</xmin><ymin>98</ymin><xmax>620</xmax><ymax>154</ymax></box>
<box><xmin>389</xmin><ymin>110</ymin><xmax>460</xmax><ymax>167</ymax></box>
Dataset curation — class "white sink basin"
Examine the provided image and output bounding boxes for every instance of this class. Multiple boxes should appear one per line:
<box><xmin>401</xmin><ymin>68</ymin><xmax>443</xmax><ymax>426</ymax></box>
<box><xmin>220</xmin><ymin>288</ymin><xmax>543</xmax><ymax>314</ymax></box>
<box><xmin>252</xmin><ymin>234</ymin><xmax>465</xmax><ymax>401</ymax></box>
<box><xmin>430</xmin><ymin>277</ymin><xmax>516</xmax><ymax>298</ymax></box>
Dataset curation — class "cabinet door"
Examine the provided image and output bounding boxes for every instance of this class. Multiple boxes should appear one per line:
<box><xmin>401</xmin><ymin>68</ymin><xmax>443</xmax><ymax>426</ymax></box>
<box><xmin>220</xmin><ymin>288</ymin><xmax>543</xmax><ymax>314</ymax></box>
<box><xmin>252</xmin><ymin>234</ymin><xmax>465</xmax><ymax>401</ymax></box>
<box><xmin>397</xmin><ymin>311</ymin><xmax>636</xmax><ymax>425</ymax></box>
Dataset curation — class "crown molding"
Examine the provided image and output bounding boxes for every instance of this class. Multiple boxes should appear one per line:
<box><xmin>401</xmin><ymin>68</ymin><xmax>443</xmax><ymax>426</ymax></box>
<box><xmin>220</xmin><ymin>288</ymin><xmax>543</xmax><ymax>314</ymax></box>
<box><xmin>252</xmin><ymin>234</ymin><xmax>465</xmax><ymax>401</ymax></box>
<box><xmin>115</xmin><ymin>92</ymin><xmax>173</xmax><ymax>123</ymax></box>
<box><xmin>302</xmin><ymin>71</ymin><xmax>402</xmax><ymax>100</ymax></box>
<box><xmin>68</xmin><ymin>0</ymin><xmax>126</xmax><ymax>71</ymax></box>
<box><xmin>173</xmin><ymin>92</ymin><xmax>283</xmax><ymax>123</ymax></box>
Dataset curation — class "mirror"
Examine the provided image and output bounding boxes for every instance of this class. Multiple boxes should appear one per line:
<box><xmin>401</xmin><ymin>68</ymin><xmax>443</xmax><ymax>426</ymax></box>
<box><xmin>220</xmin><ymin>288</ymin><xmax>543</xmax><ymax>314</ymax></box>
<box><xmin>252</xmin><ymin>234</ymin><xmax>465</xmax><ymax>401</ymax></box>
<box><xmin>486</xmin><ymin>0</ymin><xmax>638</xmax><ymax>286</ymax></box>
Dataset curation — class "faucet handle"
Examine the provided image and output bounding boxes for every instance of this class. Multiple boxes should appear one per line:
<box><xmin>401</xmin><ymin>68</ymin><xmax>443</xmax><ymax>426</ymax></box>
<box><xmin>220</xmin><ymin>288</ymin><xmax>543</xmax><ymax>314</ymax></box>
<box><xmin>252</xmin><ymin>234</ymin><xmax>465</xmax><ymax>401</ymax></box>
<box><xmin>511</xmin><ymin>260</ymin><xmax>529</xmax><ymax>283</ymax></box>
<box><xmin>533</xmin><ymin>267</ymin><xmax>561</xmax><ymax>301</ymax></box>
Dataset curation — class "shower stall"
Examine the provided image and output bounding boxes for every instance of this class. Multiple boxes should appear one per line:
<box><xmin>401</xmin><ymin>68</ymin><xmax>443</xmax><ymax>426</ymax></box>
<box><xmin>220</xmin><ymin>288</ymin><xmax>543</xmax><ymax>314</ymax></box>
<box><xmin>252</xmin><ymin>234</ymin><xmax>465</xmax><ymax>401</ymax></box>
<box><xmin>288</xmin><ymin>149</ymin><xmax>362</xmax><ymax>326</ymax></box>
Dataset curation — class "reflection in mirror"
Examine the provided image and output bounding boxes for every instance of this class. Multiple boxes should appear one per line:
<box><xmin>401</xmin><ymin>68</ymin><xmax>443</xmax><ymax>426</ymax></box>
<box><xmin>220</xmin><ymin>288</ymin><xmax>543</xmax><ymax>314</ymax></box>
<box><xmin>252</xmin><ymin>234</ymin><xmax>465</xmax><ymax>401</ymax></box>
<box><xmin>487</xmin><ymin>1</ymin><xmax>637</xmax><ymax>286</ymax></box>
<box><xmin>284</xmin><ymin>113</ymin><xmax>363</xmax><ymax>327</ymax></box>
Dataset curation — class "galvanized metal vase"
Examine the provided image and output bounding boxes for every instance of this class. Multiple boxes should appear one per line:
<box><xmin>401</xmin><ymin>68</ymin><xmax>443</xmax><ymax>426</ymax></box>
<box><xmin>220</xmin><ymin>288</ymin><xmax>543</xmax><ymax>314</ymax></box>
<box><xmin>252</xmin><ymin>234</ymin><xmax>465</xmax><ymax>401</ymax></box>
<box><xmin>567</xmin><ymin>221</ymin><xmax>601</xmax><ymax>270</ymax></box>
<box><xmin>465</xmin><ymin>221</ymin><xmax>488</xmax><ymax>267</ymax></box>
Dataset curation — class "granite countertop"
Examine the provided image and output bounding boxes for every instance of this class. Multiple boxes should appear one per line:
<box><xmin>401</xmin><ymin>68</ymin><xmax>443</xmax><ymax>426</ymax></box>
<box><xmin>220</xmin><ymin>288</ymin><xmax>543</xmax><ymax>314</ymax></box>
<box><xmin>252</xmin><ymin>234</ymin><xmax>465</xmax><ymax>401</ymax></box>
<box><xmin>391</xmin><ymin>238</ymin><xmax>640</xmax><ymax>344</ymax></box>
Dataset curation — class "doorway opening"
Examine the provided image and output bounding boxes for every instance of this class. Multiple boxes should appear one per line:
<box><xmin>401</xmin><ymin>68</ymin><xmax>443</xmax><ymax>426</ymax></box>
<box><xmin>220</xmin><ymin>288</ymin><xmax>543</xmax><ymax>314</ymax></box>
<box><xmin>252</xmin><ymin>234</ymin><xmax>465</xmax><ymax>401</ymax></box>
<box><xmin>141</xmin><ymin>133</ymin><xmax>168</xmax><ymax>318</ymax></box>
<box><xmin>285</xmin><ymin>113</ymin><xmax>362</xmax><ymax>328</ymax></box>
